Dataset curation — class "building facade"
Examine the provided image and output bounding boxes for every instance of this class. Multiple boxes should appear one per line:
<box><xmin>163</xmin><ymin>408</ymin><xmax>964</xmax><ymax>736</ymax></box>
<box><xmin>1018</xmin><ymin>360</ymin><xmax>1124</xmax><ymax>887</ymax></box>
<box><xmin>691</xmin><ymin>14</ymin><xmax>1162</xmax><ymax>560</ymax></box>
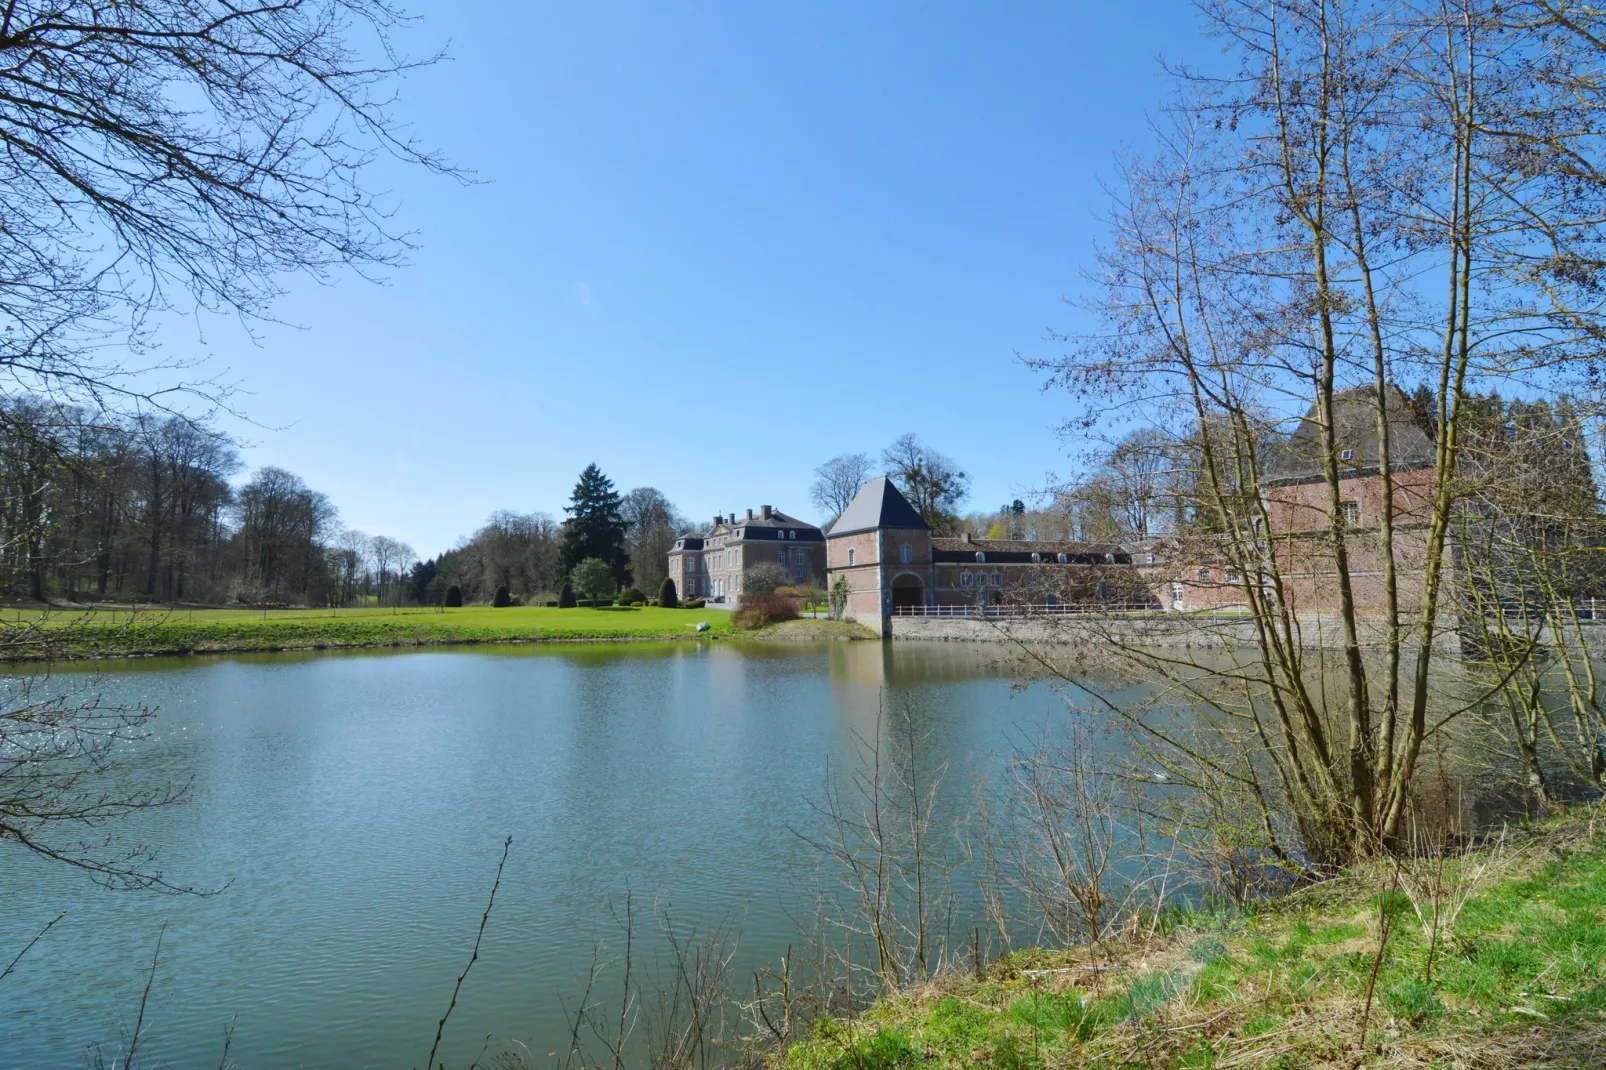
<box><xmin>666</xmin><ymin>505</ymin><xmax>824</xmax><ymax>602</ymax></box>
<box><xmin>824</xmin><ymin>478</ymin><xmax>1155</xmax><ymax>635</ymax></box>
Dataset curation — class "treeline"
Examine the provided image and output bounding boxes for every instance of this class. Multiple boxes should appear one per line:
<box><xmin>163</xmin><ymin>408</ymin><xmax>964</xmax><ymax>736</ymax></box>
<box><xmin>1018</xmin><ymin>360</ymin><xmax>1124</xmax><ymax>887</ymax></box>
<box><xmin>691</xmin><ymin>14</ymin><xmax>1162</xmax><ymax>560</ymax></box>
<box><xmin>0</xmin><ymin>403</ymin><xmax>701</xmax><ymax>608</ymax></box>
<box><xmin>420</xmin><ymin>469</ymin><xmax>689</xmax><ymax>606</ymax></box>
<box><xmin>0</xmin><ymin>400</ymin><xmax>413</xmax><ymax>606</ymax></box>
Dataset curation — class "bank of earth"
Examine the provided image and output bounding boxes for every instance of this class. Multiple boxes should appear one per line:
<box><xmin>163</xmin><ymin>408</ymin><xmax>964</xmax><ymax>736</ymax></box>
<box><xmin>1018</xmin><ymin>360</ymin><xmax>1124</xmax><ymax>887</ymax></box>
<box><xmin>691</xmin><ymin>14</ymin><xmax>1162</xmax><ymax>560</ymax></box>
<box><xmin>784</xmin><ymin>807</ymin><xmax>1606</xmax><ymax>1070</ymax></box>
<box><xmin>0</xmin><ymin>604</ymin><xmax>743</xmax><ymax>659</ymax></box>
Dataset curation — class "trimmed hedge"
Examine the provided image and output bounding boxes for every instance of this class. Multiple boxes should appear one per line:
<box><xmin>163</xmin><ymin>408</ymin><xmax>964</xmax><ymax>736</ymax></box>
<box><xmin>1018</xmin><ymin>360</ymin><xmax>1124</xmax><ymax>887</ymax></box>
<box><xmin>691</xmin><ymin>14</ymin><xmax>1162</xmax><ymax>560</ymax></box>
<box><xmin>615</xmin><ymin>586</ymin><xmax>647</xmax><ymax>606</ymax></box>
<box><xmin>492</xmin><ymin>585</ymin><xmax>511</xmax><ymax>608</ymax></box>
<box><xmin>658</xmin><ymin>577</ymin><xmax>678</xmax><ymax>609</ymax></box>
<box><xmin>558</xmin><ymin>582</ymin><xmax>576</xmax><ymax>608</ymax></box>
<box><xmin>443</xmin><ymin>584</ymin><xmax>463</xmax><ymax>608</ymax></box>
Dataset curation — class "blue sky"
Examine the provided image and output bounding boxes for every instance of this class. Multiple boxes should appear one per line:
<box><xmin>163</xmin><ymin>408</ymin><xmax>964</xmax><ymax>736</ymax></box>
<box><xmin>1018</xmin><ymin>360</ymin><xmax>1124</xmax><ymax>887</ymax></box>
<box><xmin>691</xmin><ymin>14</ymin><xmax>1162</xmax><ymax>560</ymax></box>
<box><xmin>194</xmin><ymin>1</ymin><xmax>1207</xmax><ymax>557</ymax></box>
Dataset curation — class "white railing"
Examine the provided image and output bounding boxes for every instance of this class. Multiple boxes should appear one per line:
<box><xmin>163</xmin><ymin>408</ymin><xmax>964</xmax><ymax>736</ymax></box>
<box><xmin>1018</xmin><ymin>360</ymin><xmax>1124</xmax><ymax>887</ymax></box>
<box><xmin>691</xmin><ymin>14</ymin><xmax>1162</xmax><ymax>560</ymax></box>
<box><xmin>892</xmin><ymin>603</ymin><xmax>1149</xmax><ymax>618</ymax></box>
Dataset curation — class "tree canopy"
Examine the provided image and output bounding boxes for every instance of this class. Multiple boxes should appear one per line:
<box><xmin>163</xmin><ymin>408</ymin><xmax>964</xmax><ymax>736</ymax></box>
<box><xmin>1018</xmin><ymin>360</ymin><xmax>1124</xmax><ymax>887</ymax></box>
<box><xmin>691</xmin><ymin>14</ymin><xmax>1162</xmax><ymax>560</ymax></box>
<box><xmin>561</xmin><ymin>465</ymin><xmax>632</xmax><ymax>585</ymax></box>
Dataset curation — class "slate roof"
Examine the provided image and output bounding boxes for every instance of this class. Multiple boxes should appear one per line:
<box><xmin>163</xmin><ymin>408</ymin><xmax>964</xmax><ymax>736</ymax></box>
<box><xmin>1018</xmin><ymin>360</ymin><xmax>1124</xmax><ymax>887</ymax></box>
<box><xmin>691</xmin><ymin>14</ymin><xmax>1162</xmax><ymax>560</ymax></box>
<box><xmin>931</xmin><ymin>538</ymin><xmax>1132</xmax><ymax>565</ymax></box>
<box><xmin>735</xmin><ymin>510</ymin><xmax>823</xmax><ymax>540</ymax></box>
<box><xmin>827</xmin><ymin>477</ymin><xmax>930</xmax><ymax>536</ymax></box>
<box><xmin>1264</xmin><ymin>384</ymin><xmax>1436</xmax><ymax>484</ymax></box>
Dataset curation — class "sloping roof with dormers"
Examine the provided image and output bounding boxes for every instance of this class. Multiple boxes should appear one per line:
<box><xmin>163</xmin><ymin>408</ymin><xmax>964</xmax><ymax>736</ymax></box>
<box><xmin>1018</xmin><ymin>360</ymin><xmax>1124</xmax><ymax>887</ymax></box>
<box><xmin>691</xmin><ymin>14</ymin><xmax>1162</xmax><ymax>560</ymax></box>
<box><xmin>931</xmin><ymin>538</ymin><xmax>1132</xmax><ymax>565</ymax></box>
<box><xmin>1264</xmin><ymin>384</ymin><xmax>1436</xmax><ymax>485</ymax></box>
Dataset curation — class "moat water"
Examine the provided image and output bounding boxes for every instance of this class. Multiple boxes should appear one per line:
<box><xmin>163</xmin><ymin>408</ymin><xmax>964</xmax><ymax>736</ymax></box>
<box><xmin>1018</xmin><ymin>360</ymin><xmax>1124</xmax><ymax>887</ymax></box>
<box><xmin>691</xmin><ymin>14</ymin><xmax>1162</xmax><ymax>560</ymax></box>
<box><xmin>0</xmin><ymin>640</ymin><xmax>1101</xmax><ymax>1068</ymax></box>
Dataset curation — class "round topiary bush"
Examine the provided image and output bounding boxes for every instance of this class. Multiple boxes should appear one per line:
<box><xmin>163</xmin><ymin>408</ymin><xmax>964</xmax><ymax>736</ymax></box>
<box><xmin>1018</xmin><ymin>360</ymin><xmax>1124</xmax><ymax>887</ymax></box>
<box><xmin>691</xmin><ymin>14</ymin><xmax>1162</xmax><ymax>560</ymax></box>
<box><xmin>558</xmin><ymin>582</ymin><xmax>576</xmax><ymax>608</ymax></box>
<box><xmin>615</xmin><ymin>586</ymin><xmax>646</xmax><ymax>606</ymax></box>
<box><xmin>492</xmin><ymin>584</ymin><xmax>511</xmax><ymax>608</ymax></box>
<box><xmin>443</xmin><ymin>584</ymin><xmax>463</xmax><ymax>608</ymax></box>
<box><xmin>658</xmin><ymin>577</ymin><xmax>678</xmax><ymax>609</ymax></box>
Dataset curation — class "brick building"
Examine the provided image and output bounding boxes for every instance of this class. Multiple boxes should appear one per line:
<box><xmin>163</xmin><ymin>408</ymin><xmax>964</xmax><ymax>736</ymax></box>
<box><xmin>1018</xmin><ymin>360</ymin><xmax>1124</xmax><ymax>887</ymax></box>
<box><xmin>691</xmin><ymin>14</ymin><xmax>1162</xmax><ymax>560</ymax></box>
<box><xmin>824</xmin><ymin>478</ymin><xmax>1155</xmax><ymax>635</ymax></box>
<box><xmin>666</xmin><ymin>505</ymin><xmax>824</xmax><ymax>603</ymax></box>
<box><xmin>1159</xmin><ymin>384</ymin><xmax>1440</xmax><ymax>614</ymax></box>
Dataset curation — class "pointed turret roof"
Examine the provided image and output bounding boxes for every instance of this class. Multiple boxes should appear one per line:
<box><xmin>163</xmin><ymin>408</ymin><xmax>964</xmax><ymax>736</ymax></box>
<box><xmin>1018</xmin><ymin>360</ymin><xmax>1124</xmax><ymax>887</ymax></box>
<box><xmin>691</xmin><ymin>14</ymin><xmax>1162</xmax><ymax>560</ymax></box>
<box><xmin>827</xmin><ymin>477</ymin><xmax>930</xmax><ymax>536</ymax></box>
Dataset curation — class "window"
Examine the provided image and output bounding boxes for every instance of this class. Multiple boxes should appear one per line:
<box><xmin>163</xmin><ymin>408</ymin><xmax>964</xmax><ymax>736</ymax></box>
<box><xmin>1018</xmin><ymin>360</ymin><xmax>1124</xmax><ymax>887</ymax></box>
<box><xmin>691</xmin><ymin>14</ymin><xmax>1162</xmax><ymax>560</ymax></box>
<box><xmin>788</xmin><ymin>530</ymin><xmax>796</xmax><ymax>539</ymax></box>
<box><xmin>1340</xmin><ymin>500</ymin><xmax>1361</xmax><ymax>526</ymax></box>
<box><xmin>847</xmin><ymin>548</ymin><xmax>856</xmax><ymax>566</ymax></box>
<box><xmin>776</xmin><ymin>530</ymin><xmax>784</xmax><ymax>539</ymax></box>
<box><xmin>960</xmin><ymin>571</ymin><xmax>973</xmax><ymax>588</ymax></box>
<box><xmin>1097</xmin><ymin>582</ymin><xmax>1109</xmax><ymax>601</ymax></box>
<box><xmin>1030</xmin><ymin>552</ymin><xmax>1041</xmax><ymax>563</ymax></box>
<box><xmin>975</xmin><ymin>551</ymin><xmax>986</xmax><ymax>563</ymax></box>
<box><xmin>900</xmin><ymin>544</ymin><xmax>913</xmax><ymax>563</ymax></box>
<box><xmin>1226</xmin><ymin>568</ymin><xmax>1240</xmax><ymax>582</ymax></box>
<box><xmin>1197</xmin><ymin>568</ymin><xmax>1211</xmax><ymax>582</ymax></box>
<box><xmin>1146</xmin><ymin>553</ymin><xmax>1156</xmax><ymax>565</ymax></box>
<box><xmin>1339</xmin><ymin>448</ymin><xmax>1354</xmax><ymax>461</ymax></box>
<box><xmin>779</xmin><ymin>549</ymin><xmax>787</xmax><ymax>565</ymax></box>
<box><xmin>1057</xmin><ymin>552</ymin><xmax>1069</xmax><ymax>564</ymax></box>
<box><xmin>990</xmin><ymin>573</ymin><xmax>1002</xmax><ymax>586</ymax></box>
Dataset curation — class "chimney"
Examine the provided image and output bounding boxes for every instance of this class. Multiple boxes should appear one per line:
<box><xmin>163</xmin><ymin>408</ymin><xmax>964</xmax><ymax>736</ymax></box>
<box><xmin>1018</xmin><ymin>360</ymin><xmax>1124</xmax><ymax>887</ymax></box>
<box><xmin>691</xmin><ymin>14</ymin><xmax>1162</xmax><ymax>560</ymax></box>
<box><xmin>746</xmin><ymin>508</ymin><xmax>754</xmax><ymax>520</ymax></box>
<box><xmin>729</xmin><ymin>513</ymin><xmax>736</xmax><ymax>525</ymax></box>
<box><xmin>962</xmin><ymin>531</ymin><xmax>972</xmax><ymax>543</ymax></box>
<box><xmin>761</xmin><ymin>504</ymin><xmax>773</xmax><ymax>520</ymax></box>
<box><xmin>713</xmin><ymin>515</ymin><xmax>722</xmax><ymax>529</ymax></box>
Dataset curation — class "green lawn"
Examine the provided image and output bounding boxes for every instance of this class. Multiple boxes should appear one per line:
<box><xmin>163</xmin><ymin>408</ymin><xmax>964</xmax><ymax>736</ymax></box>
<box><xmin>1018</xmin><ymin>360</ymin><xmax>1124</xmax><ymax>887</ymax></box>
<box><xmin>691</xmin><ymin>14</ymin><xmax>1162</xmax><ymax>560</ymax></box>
<box><xmin>0</xmin><ymin>604</ymin><xmax>733</xmax><ymax>659</ymax></box>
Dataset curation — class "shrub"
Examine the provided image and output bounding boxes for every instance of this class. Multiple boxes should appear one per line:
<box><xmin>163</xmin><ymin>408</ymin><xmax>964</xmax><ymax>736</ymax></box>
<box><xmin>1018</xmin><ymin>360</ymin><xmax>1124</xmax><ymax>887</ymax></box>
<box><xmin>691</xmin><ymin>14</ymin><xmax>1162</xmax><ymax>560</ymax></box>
<box><xmin>658</xmin><ymin>577</ymin><xmax>678</xmax><ymax>609</ymax></box>
<box><xmin>615</xmin><ymin>586</ymin><xmax>646</xmax><ymax>606</ymax></box>
<box><xmin>742</xmin><ymin>561</ymin><xmax>789</xmax><ymax>598</ymax></box>
<box><xmin>733</xmin><ymin>593</ymin><xmax>799</xmax><ymax>630</ymax></box>
<box><xmin>557</xmin><ymin>582</ymin><xmax>576</xmax><ymax>608</ymax></box>
<box><xmin>443</xmin><ymin>584</ymin><xmax>463</xmax><ymax>608</ymax></box>
<box><xmin>570</xmin><ymin>557</ymin><xmax>617</xmax><ymax>603</ymax></box>
<box><xmin>630</xmin><ymin>601</ymin><xmax>645</xmax><ymax>607</ymax></box>
<box><xmin>492</xmin><ymin>585</ymin><xmax>511</xmax><ymax>608</ymax></box>
<box><xmin>684</xmin><ymin>598</ymin><xmax>706</xmax><ymax>609</ymax></box>
<box><xmin>543</xmin><ymin>600</ymin><xmax>559</xmax><ymax>608</ymax></box>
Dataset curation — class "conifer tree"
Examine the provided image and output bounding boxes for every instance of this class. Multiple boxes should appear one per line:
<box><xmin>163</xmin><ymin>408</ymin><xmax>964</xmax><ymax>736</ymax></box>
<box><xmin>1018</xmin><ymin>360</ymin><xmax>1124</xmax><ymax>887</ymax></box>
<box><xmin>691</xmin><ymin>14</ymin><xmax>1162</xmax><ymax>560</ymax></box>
<box><xmin>558</xmin><ymin>581</ymin><xmax>576</xmax><ymax>608</ymax></box>
<box><xmin>658</xmin><ymin>577</ymin><xmax>678</xmax><ymax>609</ymax></box>
<box><xmin>560</xmin><ymin>464</ymin><xmax>632</xmax><ymax>585</ymax></box>
<box><xmin>443</xmin><ymin>584</ymin><xmax>463</xmax><ymax>608</ymax></box>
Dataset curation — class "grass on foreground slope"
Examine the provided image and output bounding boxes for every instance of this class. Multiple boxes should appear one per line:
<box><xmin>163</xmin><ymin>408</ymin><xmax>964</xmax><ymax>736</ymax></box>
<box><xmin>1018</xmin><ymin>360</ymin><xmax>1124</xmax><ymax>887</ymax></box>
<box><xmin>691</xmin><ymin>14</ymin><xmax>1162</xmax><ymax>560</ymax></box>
<box><xmin>787</xmin><ymin>809</ymin><xmax>1606</xmax><ymax>1069</ymax></box>
<box><xmin>0</xmin><ymin>604</ymin><xmax>733</xmax><ymax>658</ymax></box>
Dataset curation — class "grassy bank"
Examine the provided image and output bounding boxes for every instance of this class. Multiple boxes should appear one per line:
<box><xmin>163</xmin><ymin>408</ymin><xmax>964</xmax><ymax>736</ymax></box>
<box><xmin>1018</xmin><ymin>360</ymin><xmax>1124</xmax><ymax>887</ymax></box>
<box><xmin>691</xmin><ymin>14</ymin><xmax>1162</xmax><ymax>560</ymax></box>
<box><xmin>0</xmin><ymin>604</ymin><xmax>735</xmax><ymax>659</ymax></box>
<box><xmin>786</xmin><ymin>809</ymin><xmax>1606</xmax><ymax>1069</ymax></box>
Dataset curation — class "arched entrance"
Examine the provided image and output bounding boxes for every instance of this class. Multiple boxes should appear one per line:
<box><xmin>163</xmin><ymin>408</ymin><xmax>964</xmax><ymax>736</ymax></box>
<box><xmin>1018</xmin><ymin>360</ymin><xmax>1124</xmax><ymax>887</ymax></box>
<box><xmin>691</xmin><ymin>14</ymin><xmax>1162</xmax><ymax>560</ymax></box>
<box><xmin>891</xmin><ymin>573</ymin><xmax>924</xmax><ymax>610</ymax></box>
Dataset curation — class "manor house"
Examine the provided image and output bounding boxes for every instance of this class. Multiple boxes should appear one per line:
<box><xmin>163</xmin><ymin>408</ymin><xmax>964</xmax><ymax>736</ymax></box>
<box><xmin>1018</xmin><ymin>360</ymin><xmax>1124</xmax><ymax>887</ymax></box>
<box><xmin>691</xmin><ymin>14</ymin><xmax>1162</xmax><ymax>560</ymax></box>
<box><xmin>666</xmin><ymin>505</ymin><xmax>824</xmax><ymax>602</ymax></box>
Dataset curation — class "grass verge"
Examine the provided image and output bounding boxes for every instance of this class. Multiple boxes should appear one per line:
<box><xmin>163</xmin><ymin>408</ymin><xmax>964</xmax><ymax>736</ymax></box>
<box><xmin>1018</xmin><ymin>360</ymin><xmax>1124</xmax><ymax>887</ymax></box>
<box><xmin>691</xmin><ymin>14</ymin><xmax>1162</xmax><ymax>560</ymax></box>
<box><xmin>784</xmin><ymin>808</ymin><xmax>1606</xmax><ymax>1069</ymax></box>
<box><xmin>0</xmin><ymin>604</ymin><xmax>735</xmax><ymax>659</ymax></box>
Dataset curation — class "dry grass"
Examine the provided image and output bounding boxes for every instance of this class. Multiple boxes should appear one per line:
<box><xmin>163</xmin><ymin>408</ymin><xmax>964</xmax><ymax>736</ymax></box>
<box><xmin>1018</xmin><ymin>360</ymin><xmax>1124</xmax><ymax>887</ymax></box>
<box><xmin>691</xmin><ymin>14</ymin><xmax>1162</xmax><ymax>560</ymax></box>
<box><xmin>781</xmin><ymin>807</ymin><xmax>1606</xmax><ymax>1069</ymax></box>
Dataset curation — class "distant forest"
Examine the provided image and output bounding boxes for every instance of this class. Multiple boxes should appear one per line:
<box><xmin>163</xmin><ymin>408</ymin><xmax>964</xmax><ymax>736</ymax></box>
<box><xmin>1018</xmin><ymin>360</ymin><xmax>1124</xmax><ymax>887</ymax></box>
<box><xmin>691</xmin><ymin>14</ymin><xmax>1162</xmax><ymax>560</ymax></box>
<box><xmin>0</xmin><ymin>400</ymin><xmax>689</xmax><ymax>607</ymax></box>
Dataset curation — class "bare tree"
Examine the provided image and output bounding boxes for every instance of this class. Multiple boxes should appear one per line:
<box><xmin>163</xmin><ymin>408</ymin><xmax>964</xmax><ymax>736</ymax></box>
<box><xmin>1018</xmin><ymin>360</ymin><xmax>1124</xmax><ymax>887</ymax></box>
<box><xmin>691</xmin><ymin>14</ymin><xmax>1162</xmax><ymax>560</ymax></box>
<box><xmin>881</xmin><ymin>435</ymin><xmax>969</xmax><ymax>536</ymax></box>
<box><xmin>0</xmin><ymin>1</ymin><xmax>456</xmax><ymax>414</ymax></box>
<box><xmin>1027</xmin><ymin>0</ymin><xmax>1606</xmax><ymax>864</ymax></box>
<box><xmin>810</xmin><ymin>453</ymin><xmax>873</xmax><ymax>524</ymax></box>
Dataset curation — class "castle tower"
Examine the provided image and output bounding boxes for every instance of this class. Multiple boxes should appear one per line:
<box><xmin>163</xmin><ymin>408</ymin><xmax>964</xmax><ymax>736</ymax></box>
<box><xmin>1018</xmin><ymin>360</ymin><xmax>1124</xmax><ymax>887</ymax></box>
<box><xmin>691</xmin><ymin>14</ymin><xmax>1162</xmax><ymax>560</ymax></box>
<box><xmin>824</xmin><ymin>477</ymin><xmax>932</xmax><ymax>637</ymax></box>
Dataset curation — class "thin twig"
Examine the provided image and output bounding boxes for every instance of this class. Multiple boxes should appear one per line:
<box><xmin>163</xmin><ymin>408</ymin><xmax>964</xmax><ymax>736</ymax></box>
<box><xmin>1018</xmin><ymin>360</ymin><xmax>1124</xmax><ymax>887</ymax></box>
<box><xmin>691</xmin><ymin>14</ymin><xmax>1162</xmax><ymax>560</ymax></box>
<box><xmin>0</xmin><ymin>910</ymin><xmax>65</xmax><ymax>982</ymax></box>
<box><xmin>124</xmin><ymin>922</ymin><xmax>167</xmax><ymax>1070</ymax></box>
<box><xmin>425</xmin><ymin>835</ymin><xmax>512</xmax><ymax>1070</ymax></box>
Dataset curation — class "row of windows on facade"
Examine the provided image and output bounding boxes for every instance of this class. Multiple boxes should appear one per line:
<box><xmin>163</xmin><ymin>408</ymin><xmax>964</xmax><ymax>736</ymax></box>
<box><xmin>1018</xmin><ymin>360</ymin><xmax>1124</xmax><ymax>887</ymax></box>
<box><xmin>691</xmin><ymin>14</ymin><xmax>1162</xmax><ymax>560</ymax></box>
<box><xmin>680</xmin><ymin>547</ymin><xmax>811</xmax><ymax>573</ymax></box>
<box><xmin>845</xmin><ymin>546</ymin><xmax>1132</xmax><ymax>567</ymax></box>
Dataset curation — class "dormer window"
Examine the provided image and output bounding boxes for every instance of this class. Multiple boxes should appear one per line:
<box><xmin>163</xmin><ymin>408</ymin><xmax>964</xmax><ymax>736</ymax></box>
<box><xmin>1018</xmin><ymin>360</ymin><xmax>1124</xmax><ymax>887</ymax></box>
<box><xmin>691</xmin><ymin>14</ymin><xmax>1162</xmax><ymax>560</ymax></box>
<box><xmin>975</xmin><ymin>551</ymin><xmax>986</xmax><ymax>563</ymax></box>
<box><xmin>776</xmin><ymin>530</ymin><xmax>784</xmax><ymax>539</ymax></box>
<box><xmin>1340</xmin><ymin>449</ymin><xmax>1354</xmax><ymax>461</ymax></box>
<box><xmin>1057</xmin><ymin>553</ymin><xmax>1069</xmax><ymax>564</ymax></box>
<box><xmin>788</xmin><ymin>530</ymin><xmax>796</xmax><ymax>539</ymax></box>
<box><xmin>1030</xmin><ymin>552</ymin><xmax>1042</xmax><ymax>563</ymax></box>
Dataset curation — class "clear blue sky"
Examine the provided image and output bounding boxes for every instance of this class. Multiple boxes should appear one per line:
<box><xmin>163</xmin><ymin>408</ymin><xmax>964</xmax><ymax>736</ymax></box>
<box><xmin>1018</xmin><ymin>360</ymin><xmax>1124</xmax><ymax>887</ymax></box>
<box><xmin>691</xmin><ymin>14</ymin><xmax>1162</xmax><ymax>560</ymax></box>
<box><xmin>197</xmin><ymin>0</ymin><xmax>1206</xmax><ymax>558</ymax></box>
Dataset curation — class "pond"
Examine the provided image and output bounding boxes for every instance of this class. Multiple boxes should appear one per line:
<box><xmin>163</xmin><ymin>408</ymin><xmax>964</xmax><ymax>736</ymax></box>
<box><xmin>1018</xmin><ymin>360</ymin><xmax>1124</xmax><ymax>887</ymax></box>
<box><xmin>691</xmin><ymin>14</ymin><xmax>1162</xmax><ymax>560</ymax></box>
<box><xmin>0</xmin><ymin>640</ymin><xmax>1092</xmax><ymax>1068</ymax></box>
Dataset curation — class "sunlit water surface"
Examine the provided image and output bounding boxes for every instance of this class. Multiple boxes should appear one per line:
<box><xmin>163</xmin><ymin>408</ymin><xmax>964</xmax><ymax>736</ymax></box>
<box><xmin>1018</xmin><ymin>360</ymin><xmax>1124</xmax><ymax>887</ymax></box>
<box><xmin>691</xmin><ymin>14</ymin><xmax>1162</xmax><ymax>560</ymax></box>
<box><xmin>0</xmin><ymin>640</ymin><xmax>1097</xmax><ymax>1068</ymax></box>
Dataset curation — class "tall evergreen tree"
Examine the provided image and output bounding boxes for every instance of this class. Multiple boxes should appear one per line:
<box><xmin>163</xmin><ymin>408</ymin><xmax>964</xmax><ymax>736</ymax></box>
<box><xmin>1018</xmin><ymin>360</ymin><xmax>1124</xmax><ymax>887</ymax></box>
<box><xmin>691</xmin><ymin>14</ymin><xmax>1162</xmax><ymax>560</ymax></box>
<box><xmin>559</xmin><ymin>464</ymin><xmax>632</xmax><ymax>584</ymax></box>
